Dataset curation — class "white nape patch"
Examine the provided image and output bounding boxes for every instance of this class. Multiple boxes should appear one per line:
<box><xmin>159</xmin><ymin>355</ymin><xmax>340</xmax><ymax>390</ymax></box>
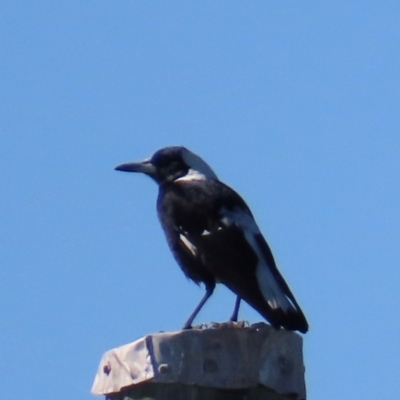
<box><xmin>174</xmin><ymin>169</ymin><xmax>208</xmax><ymax>182</ymax></box>
<box><xmin>179</xmin><ymin>234</ymin><xmax>197</xmax><ymax>257</ymax></box>
<box><xmin>175</xmin><ymin>148</ymin><xmax>218</xmax><ymax>182</ymax></box>
<box><xmin>221</xmin><ymin>207</ymin><xmax>293</xmax><ymax>313</ymax></box>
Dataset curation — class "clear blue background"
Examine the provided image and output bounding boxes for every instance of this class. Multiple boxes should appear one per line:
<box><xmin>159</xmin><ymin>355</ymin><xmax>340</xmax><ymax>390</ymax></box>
<box><xmin>1</xmin><ymin>2</ymin><xmax>399</xmax><ymax>399</ymax></box>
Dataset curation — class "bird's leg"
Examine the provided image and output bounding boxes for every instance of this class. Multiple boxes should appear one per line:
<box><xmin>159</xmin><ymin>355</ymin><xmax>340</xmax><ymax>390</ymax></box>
<box><xmin>229</xmin><ymin>296</ymin><xmax>241</xmax><ymax>322</ymax></box>
<box><xmin>182</xmin><ymin>283</ymin><xmax>215</xmax><ymax>330</ymax></box>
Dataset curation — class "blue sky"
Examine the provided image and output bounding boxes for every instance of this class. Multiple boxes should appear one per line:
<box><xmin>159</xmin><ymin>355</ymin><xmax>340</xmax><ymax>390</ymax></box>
<box><xmin>1</xmin><ymin>2</ymin><xmax>400</xmax><ymax>399</ymax></box>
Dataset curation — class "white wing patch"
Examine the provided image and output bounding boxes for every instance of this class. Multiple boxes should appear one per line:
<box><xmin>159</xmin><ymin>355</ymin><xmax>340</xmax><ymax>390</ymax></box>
<box><xmin>220</xmin><ymin>207</ymin><xmax>294</xmax><ymax>313</ymax></box>
<box><xmin>220</xmin><ymin>208</ymin><xmax>261</xmax><ymax>235</ymax></box>
<box><xmin>175</xmin><ymin>148</ymin><xmax>218</xmax><ymax>182</ymax></box>
<box><xmin>179</xmin><ymin>234</ymin><xmax>197</xmax><ymax>257</ymax></box>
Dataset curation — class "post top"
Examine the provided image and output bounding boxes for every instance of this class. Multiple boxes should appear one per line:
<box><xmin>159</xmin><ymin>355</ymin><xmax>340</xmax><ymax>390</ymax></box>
<box><xmin>92</xmin><ymin>322</ymin><xmax>306</xmax><ymax>400</ymax></box>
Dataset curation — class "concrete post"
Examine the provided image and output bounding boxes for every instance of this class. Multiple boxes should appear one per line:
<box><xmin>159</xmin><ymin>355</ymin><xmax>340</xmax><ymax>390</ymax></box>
<box><xmin>92</xmin><ymin>323</ymin><xmax>306</xmax><ymax>400</ymax></box>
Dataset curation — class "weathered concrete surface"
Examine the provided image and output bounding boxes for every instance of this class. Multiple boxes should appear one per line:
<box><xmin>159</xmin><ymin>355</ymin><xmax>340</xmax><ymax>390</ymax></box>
<box><xmin>92</xmin><ymin>323</ymin><xmax>306</xmax><ymax>400</ymax></box>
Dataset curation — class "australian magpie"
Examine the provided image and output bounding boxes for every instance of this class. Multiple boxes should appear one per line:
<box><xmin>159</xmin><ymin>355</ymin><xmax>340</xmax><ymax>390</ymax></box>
<box><xmin>115</xmin><ymin>146</ymin><xmax>308</xmax><ymax>333</ymax></box>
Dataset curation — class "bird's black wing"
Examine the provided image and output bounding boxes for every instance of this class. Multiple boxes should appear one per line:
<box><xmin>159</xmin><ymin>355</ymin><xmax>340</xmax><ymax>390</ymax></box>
<box><xmin>158</xmin><ymin>180</ymin><xmax>308</xmax><ymax>332</ymax></box>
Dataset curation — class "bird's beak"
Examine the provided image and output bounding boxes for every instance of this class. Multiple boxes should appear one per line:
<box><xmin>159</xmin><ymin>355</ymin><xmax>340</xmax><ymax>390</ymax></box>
<box><xmin>114</xmin><ymin>159</ymin><xmax>157</xmax><ymax>176</ymax></box>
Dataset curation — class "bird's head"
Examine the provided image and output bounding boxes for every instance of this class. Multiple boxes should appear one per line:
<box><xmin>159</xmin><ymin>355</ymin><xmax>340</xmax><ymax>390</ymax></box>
<box><xmin>115</xmin><ymin>146</ymin><xmax>218</xmax><ymax>185</ymax></box>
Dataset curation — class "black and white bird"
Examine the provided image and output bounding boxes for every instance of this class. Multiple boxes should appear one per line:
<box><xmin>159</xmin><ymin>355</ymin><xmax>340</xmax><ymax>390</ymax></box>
<box><xmin>115</xmin><ymin>146</ymin><xmax>308</xmax><ymax>333</ymax></box>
